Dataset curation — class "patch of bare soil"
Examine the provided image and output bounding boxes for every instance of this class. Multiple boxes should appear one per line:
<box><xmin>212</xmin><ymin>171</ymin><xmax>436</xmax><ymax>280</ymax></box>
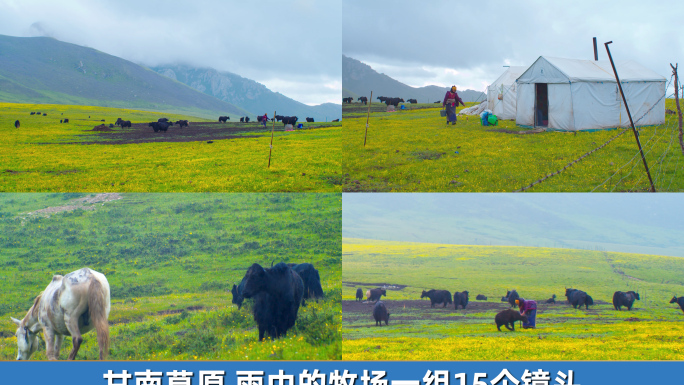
<box><xmin>18</xmin><ymin>193</ymin><xmax>123</xmax><ymax>220</ymax></box>
<box><xmin>46</xmin><ymin>121</ymin><xmax>335</xmax><ymax>145</ymax></box>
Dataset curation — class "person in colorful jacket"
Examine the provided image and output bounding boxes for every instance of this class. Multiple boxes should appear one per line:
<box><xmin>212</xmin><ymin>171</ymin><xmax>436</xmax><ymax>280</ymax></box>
<box><xmin>516</xmin><ymin>298</ymin><xmax>537</xmax><ymax>329</ymax></box>
<box><xmin>262</xmin><ymin>113</ymin><xmax>269</xmax><ymax>127</ymax></box>
<box><xmin>442</xmin><ymin>85</ymin><xmax>466</xmax><ymax>125</ymax></box>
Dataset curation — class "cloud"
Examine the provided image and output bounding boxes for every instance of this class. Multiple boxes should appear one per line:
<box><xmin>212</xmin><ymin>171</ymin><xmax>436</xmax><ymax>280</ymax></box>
<box><xmin>0</xmin><ymin>0</ymin><xmax>341</xmax><ymax>105</ymax></box>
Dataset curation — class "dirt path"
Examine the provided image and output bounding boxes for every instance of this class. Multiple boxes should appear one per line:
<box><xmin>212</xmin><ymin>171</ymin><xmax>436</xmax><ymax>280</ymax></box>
<box><xmin>19</xmin><ymin>193</ymin><xmax>123</xmax><ymax>219</ymax></box>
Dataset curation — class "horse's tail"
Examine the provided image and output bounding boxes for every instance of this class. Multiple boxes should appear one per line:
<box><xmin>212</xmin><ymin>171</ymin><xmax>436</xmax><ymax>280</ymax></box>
<box><xmin>88</xmin><ymin>278</ymin><xmax>110</xmax><ymax>360</ymax></box>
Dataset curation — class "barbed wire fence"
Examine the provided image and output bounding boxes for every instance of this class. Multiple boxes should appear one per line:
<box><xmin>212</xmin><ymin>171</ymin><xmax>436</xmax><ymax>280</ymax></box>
<box><xmin>514</xmin><ymin>72</ymin><xmax>684</xmax><ymax>192</ymax></box>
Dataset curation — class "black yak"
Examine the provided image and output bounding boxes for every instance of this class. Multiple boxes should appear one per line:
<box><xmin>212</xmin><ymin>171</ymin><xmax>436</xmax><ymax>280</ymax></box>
<box><xmin>281</xmin><ymin>116</ymin><xmax>298</xmax><ymax>126</ymax></box>
<box><xmin>240</xmin><ymin>117</ymin><xmax>245</xmax><ymax>123</ymax></box>
<box><xmin>30</xmin><ymin>112</ymin><xmax>35</xmax><ymax>115</ymax></box>
<box><xmin>175</xmin><ymin>120</ymin><xmax>189</xmax><ymax>128</ymax></box>
<box><xmin>495</xmin><ymin>309</ymin><xmax>528</xmax><ymax>331</ymax></box>
<box><xmin>14</xmin><ymin>120</ymin><xmax>19</xmax><ymax>128</ymax></box>
<box><xmin>476</xmin><ymin>294</ymin><xmax>487</xmax><ymax>300</ymax></box>
<box><xmin>218</xmin><ymin>116</ymin><xmax>229</xmax><ymax>123</ymax></box>
<box><xmin>245</xmin><ymin>117</ymin><xmax>250</xmax><ymax>123</ymax></box>
<box><xmin>342</xmin><ymin>97</ymin><xmax>353</xmax><ymax>103</ymax></box>
<box><xmin>545</xmin><ymin>294</ymin><xmax>557</xmax><ymax>304</ymax></box>
<box><xmin>373</xmin><ymin>301</ymin><xmax>390</xmax><ymax>326</ymax></box>
<box><xmin>669</xmin><ymin>296</ymin><xmax>684</xmax><ymax>313</ymax></box>
<box><xmin>115</xmin><ymin>118</ymin><xmax>123</xmax><ymax>126</ymax></box>
<box><xmin>149</xmin><ymin>122</ymin><xmax>169</xmax><ymax>132</ymax></box>
<box><xmin>356</xmin><ymin>288</ymin><xmax>363</xmax><ymax>301</ymax></box>
<box><xmin>505</xmin><ymin>290</ymin><xmax>520</xmax><ymax>308</ymax></box>
<box><xmin>289</xmin><ymin>263</ymin><xmax>324</xmax><ymax>300</ymax></box>
<box><xmin>565</xmin><ymin>288</ymin><xmax>593</xmax><ymax>309</ymax></box>
<box><xmin>306</xmin><ymin>117</ymin><xmax>314</xmax><ymax>123</ymax></box>
<box><xmin>407</xmin><ymin>99</ymin><xmax>418</xmax><ymax>104</ymax></box>
<box><xmin>420</xmin><ymin>289</ymin><xmax>452</xmax><ymax>308</ymax></box>
<box><xmin>613</xmin><ymin>291</ymin><xmax>640</xmax><ymax>311</ymax></box>
<box><xmin>275</xmin><ymin>115</ymin><xmax>284</xmax><ymax>122</ymax></box>
<box><xmin>231</xmin><ymin>277</ymin><xmax>246</xmax><ymax>309</ymax></box>
<box><xmin>332</xmin><ymin>119</ymin><xmax>340</xmax><ymax>122</ymax></box>
<box><xmin>357</xmin><ymin>96</ymin><xmax>368</xmax><ymax>104</ymax></box>
<box><xmin>158</xmin><ymin>118</ymin><xmax>169</xmax><ymax>123</ymax></box>
<box><xmin>63</xmin><ymin>118</ymin><xmax>69</xmax><ymax>123</ymax></box>
<box><xmin>366</xmin><ymin>288</ymin><xmax>386</xmax><ymax>302</ymax></box>
<box><xmin>453</xmin><ymin>290</ymin><xmax>469</xmax><ymax>309</ymax></box>
<box><xmin>242</xmin><ymin>262</ymin><xmax>304</xmax><ymax>341</ymax></box>
<box><xmin>120</xmin><ymin>120</ymin><xmax>132</xmax><ymax>128</ymax></box>
<box><xmin>377</xmin><ymin>96</ymin><xmax>388</xmax><ymax>103</ymax></box>
<box><xmin>385</xmin><ymin>97</ymin><xmax>404</xmax><ymax>107</ymax></box>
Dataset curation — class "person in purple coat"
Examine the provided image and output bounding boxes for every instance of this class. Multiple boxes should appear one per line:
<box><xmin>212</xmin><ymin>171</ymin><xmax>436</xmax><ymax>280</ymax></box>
<box><xmin>516</xmin><ymin>298</ymin><xmax>537</xmax><ymax>329</ymax></box>
<box><xmin>442</xmin><ymin>85</ymin><xmax>466</xmax><ymax>125</ymax></box>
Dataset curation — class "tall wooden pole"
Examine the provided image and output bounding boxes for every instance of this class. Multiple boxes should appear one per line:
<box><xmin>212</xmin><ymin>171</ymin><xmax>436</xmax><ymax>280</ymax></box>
<box><xmin>671</xmin><ymin>63</ymin><xmax>684</xmax><ymax>155</ymax></box>
<box><xmin>605</xmin><ymin>41</ymin><xmax>656</xmax><ymax>192</ymax></box>
<box><xmin>268</xmin><ymin>110</ymin><xmax>276</xmax><ymax>168</ymax></box>
<box><xmin>364</xmin><ymin>91</ymin><xmax>373</xmax><ymax>147</ymax></box>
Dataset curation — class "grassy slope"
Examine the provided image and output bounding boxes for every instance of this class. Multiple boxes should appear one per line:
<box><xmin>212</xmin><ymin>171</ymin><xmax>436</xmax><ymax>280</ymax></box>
<box><xmin>0</xmin><ymin>103</ymin><xmax>342</xmax><ymax>192</ymax></box>
<box><xmin>0</xmin><ymin>194</ymin><xmax>342</xmax><ymax>360</ymax></box>
<box><xmin>342</xmin><ymin>101</ymin><xmax>684</xmax><ymax>192</ymax></box>
<box><xmin>342</xmin><ymin>238</ymin><xmax>684</xmax><ymax>360</ymax></box>
<box><xmin>0</xmin><ymin>35</ymin><xmax>249</xmax><ymax>119</ymax></box>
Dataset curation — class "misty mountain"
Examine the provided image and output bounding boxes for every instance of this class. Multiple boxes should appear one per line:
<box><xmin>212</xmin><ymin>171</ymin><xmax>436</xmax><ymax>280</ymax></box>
<box><xmin>343</xmin><ymin>55</ymin><xmax>485</xmax><ymax>103</ymax></box>
<box><xmin>0</xmin><ymin>35</ymin><xmax>249</xmax><ymax>118</ymax></box>
<box><xmin>343</xmin><ymin>194</ymin><xmax>684</xmax><ymax>257</ymax></box>
<box><xmin>152</xmin><ymin>64</ymin><xmax>341</xmax><ymax>122</ymax></box>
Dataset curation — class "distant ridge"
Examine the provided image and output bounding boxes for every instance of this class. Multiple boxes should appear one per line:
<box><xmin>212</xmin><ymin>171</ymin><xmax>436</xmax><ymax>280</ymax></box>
<box><xmin>153</xmin><ymin>64</ymin><xmax>341</xmax><ymax>122</ymax></box>
<box><xmin>0</xmin><ymin>34</ymin><xmax>251</xmax><ymax>118</ymax></box>
<box><xmin>343</xmin><ymin>55</ymin><xmax>485</xmax><ymax>103</ymax></box>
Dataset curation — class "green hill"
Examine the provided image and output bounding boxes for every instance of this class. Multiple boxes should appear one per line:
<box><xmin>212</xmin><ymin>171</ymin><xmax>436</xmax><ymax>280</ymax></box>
<box><xmin>0</xmin><ymin>35</ymin><xmax>249</xmax><ymax>119</ymax></box>
<box><xmin>153</xmin><ymin>64</ymin><xmax>342</xmax><ymax>122</ymax></box>
<box><xmin>343</xmin><ymin>55</ymin><xmax>485</xmax><ymax>103</ymax></box>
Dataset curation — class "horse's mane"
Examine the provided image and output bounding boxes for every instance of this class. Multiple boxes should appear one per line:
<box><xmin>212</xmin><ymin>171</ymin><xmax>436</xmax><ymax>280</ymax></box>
<box><xmin>29</xmin><ymin>292</ymin><xmax>43</xmax><ymax>318</ymax></box>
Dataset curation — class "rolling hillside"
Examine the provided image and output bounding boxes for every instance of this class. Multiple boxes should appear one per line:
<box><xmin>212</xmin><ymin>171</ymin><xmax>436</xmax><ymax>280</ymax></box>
<box><xmin>153</xmin><ymin>64</ymin><xmax>342</xmax><ymax>122</ymax></box>
<box><xmin>343</xmin><ymin>55</ymin><xmax>485</xmax><ymax>103</ymax></box>
<box><xmin>0</xmin><ymin>35</ymin><xmax>248</xmax><ymax>118</ymax></box>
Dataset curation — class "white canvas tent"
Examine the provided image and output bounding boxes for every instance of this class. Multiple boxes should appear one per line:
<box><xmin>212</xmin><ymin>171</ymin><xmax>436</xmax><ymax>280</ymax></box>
<box><xmin>516</xmin><ymin>56</ymin><xmax>666</xmax><ymax>131</ymax></box>
<box><xmin>487</xmin><ymin>66</ymin><xmax>527</xmax><ymax>120</ymax></box>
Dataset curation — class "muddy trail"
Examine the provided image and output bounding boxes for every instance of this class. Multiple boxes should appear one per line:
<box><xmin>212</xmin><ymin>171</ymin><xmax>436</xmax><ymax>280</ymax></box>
<box><xmin>343</xmin><ymin>299</ymin><xmax>625</xmax><ymax>328</ymax></box>
<box><xmin>41</xmin><ymin>121</ymin><xmax>334</xmax><ymax>145</ymax></box>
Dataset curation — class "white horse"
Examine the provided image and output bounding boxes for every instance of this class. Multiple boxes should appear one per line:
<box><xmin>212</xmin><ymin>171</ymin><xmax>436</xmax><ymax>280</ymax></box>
<box><xmin>11</xmin><ymin>267</ymin><xmax>110</xmax><ymax>360</ymax></box>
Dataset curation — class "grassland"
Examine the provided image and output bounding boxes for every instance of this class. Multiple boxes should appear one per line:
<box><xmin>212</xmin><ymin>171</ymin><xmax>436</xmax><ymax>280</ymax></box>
<box><xmin>0</xmin><ymin>193</ymin><xmax>342</xmax><ymax>360</ymax></box>
<box><xmin>342</xmin><ymin>101</ymin><xmax>684</xmax><ymax>192</ymax></box>
<box><xmin>0</xmin><ymin>103</ymin><xmax>342</xmax><ymax>192</ymax></box>
<box><xmin>342</xmin><ymin>238</ymin><xmax>684</xmax><ymax>360</ymax></box>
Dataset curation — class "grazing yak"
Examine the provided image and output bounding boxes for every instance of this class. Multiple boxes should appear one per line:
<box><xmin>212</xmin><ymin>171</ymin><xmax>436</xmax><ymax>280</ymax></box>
<box><xmin>421</xmin><ymin>289</ymin><xmax>452</xmax><ymax>308</ymax></box>
<box><xmin>244</xmin><ymin>117</ymin><xmax>250</xmax><ymax>123</ymax></box>
<box><xmin>281</xmin><ymin>116</ymin><xmax>298</xmax><ymax>126</ymax></box>
<box><xmin>377</xmin><ymin>96</ymin><xmax>388</xmax><ymax>103</ymax></box>
<box><xmin>476</xmin><ymin>294</ymin><xmax>487</xmax><ymax>301</ymax></box>
<box><xmin>115</xmin><ymin>118</ymin><xmax>124</xmax><ymax>126</ymax></box>
<box><xmin>357</xmin><ymin>96</ymin><xmax>368</xmax><ymax>104</ymax></box>
<box><xmin>218</xmin><ymin>116</ymin><xmax>230</xmax><ymax>123</ymax></box>
<box><xmin>366</xmin><ymin>288</ymin><xmax>386</xmax><ymax>302</ymax></box>
<box><xmin>373</xmin><ymin>301</ymin><xmax>390</xmax><ymax>326</ymax></box>
<box><xmin>175</xmin><ymin>120</ymin><xmax>189</xmax><ymax>128</ymax></box>
<box><xmin>613</xmin><ymin>291</ymin><xmax>640</xmax><ymax>311</ymax></box>
<box><xmin>565</xmin><ymin>288</ymin><xmax>594</xmax><ymax>309</ymax></box>
<box><xmin>434</xmin><ymin>101</ymin><xmax>441</xmax><ymax>104</ymax></box>
<box><xmin>14</xmin><ymin>120</ymin><xmax>20</xmax><ymax>128</ymax></box>
<box><xmin>149</xmin><ymin>122</ymin><xmax>170</xmax><ymax>132</ymax></box>
<box><xmin>306</xmin><ymin>117</ymin><xmax>314</xmax><ymax>123</ymax></box>
<box><xmin>240</xmin><ymin>117</ymin><xmax>245</xmax><ymax>122</ymax></box>
<box><xmin>42</xmin><ymin>113</ymin><xmax>47</xmax><ymax>116</ymax></box>
<box><xmin>356</xmin><ymin>288</ymin><xmax>363</xmax><ymax>301</ymax></box>
<box><xmin>545</xmin><ymin>294</ymin><xmax>557</xmax><ymax>304</ymax></box>
<box><xmin>231</xmin><ymin>277</ymin><xmax>247</xmax><ymax>310</ymax></box>
<box><xmin>288</xmin><ymin>263</ymin><xmax>324</xmax><ymax>300</ymax></box>
<box><xmin>385</xmin><ymin>97</ymin><xmax>404</xmax><ymax>107</ymax></box>
<box><xmin>503</xmin><ymin>290</ymin><xmax>520</xmax><ymax>308</ymax></box>
<box><xmin>63</xmin><ymin>118</ymin><xmax>69</xmax><ymax>123</ymax></box>
<box><xmin>120</xmin><ymin>120</ymin><xmax>132</xmax><ymax>128</ymax></box>
<box><xmin>342</xmin><ymin>97</ymin><xmax>353</xmax><ymax>103</ymax></box>
<box><xmin>407</xmin><ymin>99</ymin><xmax>418</xmax><ymax>104</ymax></box>
<box><xmin>332</xmin><ymin>119</ymin><xmax>340</xmax><ymax>122</ymax></box>
<box><xmin>274</xmin><ymin>115</ymin><xmax>284</xmax><ymax>122</ymax></box>
<box><xmin>453</xmin><ymin>290</ymin><xmax>469</xmax><ymax>309</ymax></box>
<box><xmin>495</xmin><ymin>309</ymin><xmax>528</xmax><ymax>332</ymax></box>
<box><xmin>30</xmin><ymin>112</ymin><xmax>35</xmax><ymax>115</ymax></box>
<box><xmin>241</xmin><ymin>262</ymin><xmax>304</xmax><ymax>341</ymax></box>
<box><xmin>670</xmin><ymin>296</ymin><xmax>684</xmax><ymax>313</ymax></box>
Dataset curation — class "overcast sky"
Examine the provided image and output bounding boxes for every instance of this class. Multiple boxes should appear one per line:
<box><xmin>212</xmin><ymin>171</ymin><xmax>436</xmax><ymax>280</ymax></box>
<box><xmin>343</xmin><ymin>1</ymin><xmax>684</xmax><ymax>94</ymax></box>
<box><xmin>0</xmin><ymin>0</ymin><xmax>341</xmax><ymax>106</ymax></box>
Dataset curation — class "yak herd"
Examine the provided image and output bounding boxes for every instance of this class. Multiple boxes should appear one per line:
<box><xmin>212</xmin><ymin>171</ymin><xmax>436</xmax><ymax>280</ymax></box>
<box><xmin>230</xmin><ymin>262</ymin><xmax>325</xmax><ymax>341</ymax></box>
<box><xmin>355</xmin><ymin>285</ymin><xmax>684</xmax><ymax>331</ymax></box>
<box><xmin>342</xmin><ymin>96</ymin><xmax>419</xmax><ymax>106</ymax></box>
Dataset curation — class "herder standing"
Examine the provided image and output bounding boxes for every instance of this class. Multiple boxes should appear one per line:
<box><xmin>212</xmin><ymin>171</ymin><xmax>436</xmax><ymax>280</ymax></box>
<box><xmin>442</xmin><ymin>85</ymin><xmax>465</xmax><ymax>125</ymax></box>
